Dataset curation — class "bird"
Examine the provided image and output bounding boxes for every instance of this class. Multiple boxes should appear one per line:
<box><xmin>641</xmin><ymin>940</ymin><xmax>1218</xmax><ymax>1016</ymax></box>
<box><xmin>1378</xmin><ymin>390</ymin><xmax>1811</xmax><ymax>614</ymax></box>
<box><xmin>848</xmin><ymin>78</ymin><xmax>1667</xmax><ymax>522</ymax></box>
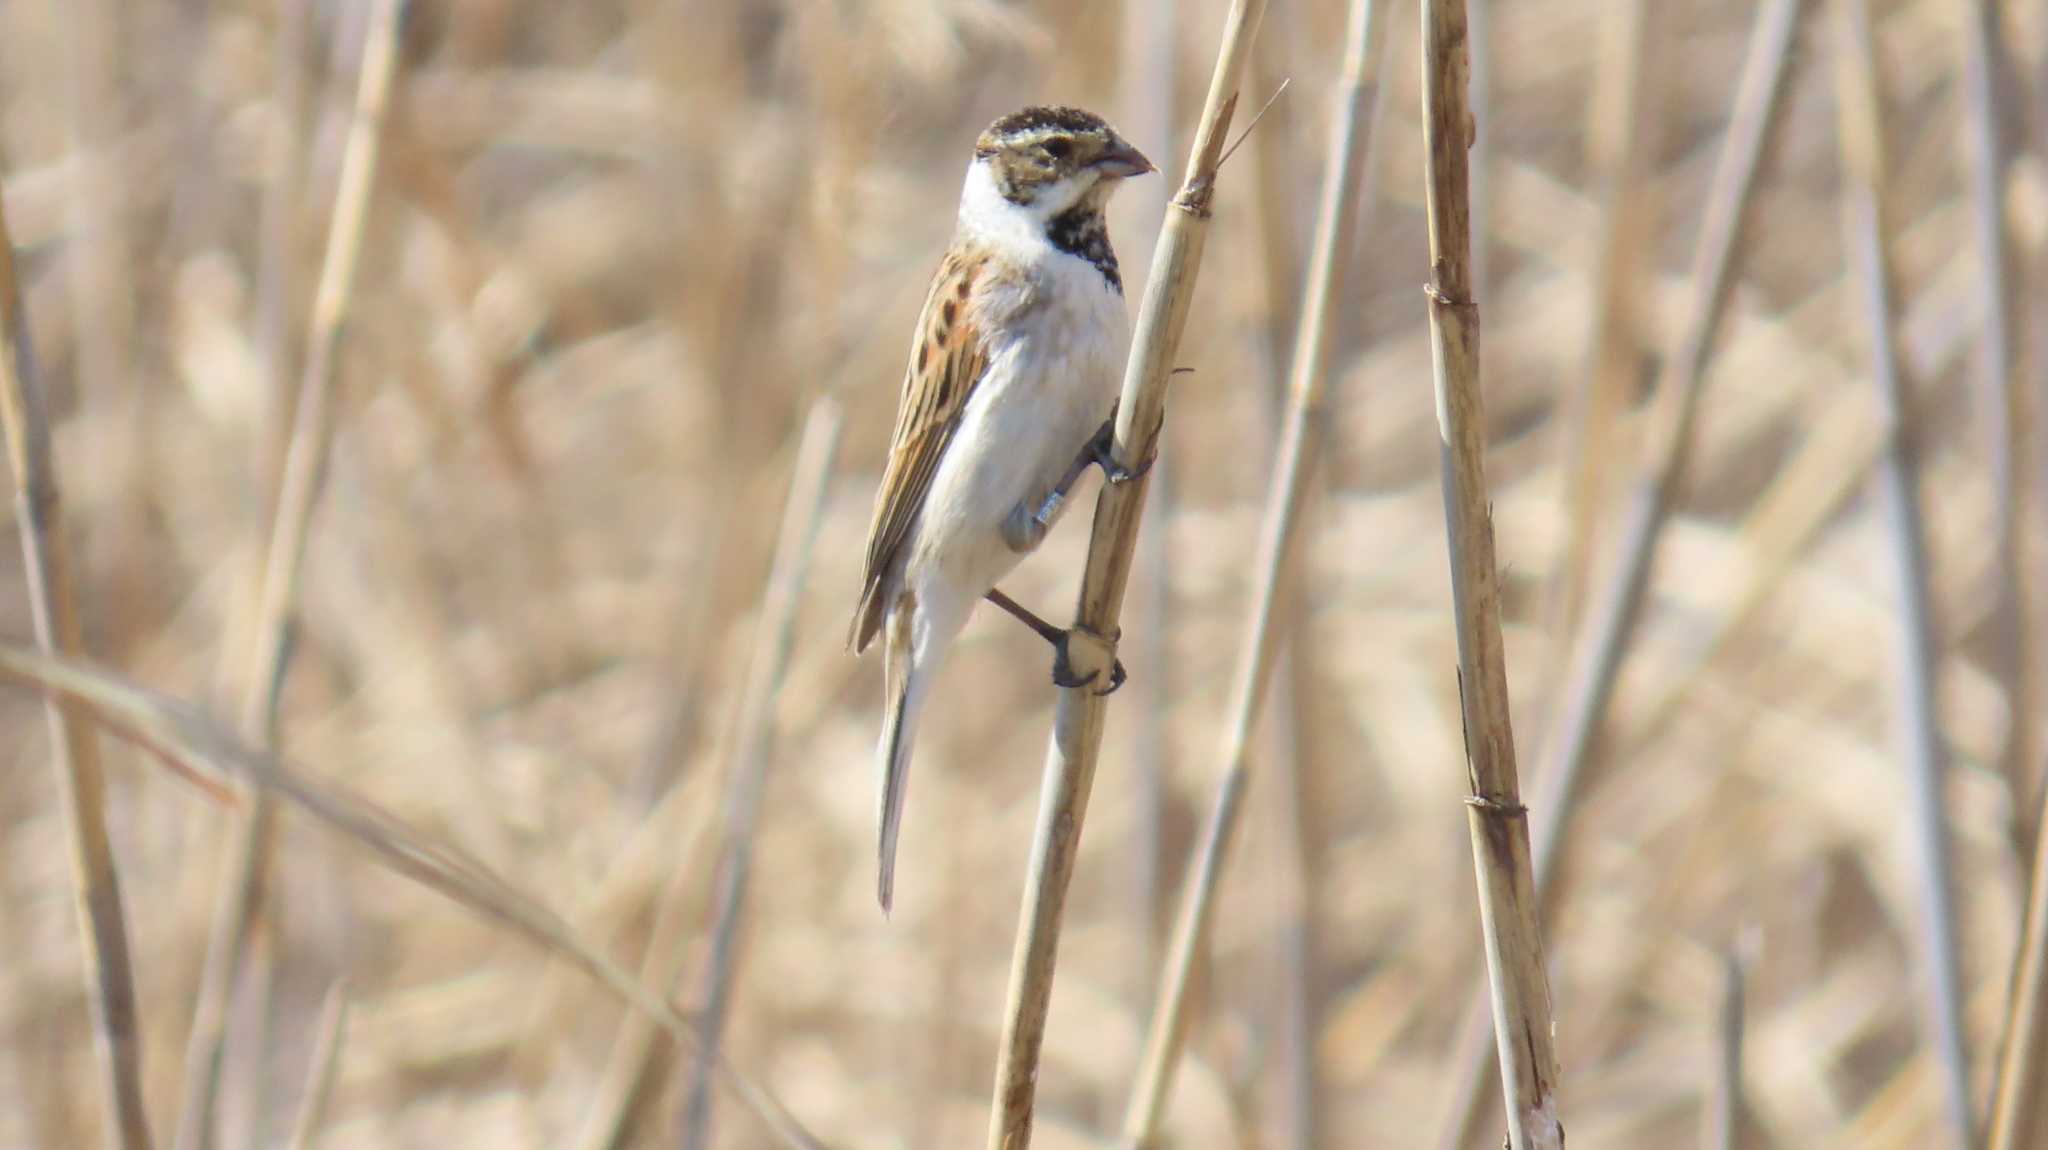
<box><xmin>849</xmin><ymin>105</ymin><xmax>1156</xmax><ymax>913</ymax></box>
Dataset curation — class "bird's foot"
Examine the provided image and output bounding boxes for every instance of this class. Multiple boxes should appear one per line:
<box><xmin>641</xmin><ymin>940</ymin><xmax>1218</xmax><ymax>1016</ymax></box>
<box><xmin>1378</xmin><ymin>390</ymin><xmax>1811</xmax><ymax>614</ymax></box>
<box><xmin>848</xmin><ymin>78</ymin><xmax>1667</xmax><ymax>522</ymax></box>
<box><xmin>1086</xmin><ymin>416</ymin><xmax>1155</xmax><ymax>485</ymax></box>
<box><xmin>1052</xmin><ymin>625</ymin><xmax>1126</xmax><ymax>695</ymax></box>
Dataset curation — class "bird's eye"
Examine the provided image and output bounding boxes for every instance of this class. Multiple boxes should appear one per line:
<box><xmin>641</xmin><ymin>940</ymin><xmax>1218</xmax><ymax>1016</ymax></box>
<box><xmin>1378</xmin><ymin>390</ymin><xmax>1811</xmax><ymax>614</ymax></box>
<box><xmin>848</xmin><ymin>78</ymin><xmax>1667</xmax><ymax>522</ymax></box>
<box><xmin>1042</xmin><ymin>139</ymin><xmax>1072</xmax><ymax>160</ymax></box>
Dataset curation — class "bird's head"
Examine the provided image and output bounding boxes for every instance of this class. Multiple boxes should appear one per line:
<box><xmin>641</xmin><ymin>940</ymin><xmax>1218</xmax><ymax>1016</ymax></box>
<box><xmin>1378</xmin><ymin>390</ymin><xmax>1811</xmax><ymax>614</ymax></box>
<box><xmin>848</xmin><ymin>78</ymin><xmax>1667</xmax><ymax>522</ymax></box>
<box><xmin>972</xmin><ymin>106</ymin><xmax>1155</xmax><ymax>221</ymax></box>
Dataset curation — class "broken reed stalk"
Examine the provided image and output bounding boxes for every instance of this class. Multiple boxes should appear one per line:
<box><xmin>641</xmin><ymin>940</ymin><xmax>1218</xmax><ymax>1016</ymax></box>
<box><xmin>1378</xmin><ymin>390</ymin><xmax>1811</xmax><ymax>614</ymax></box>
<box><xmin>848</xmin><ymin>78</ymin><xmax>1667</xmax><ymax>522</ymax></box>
<box><xmin>1700</xmin><ymin>950</ymin><xmax>1745</xmax><ymax>1150</ymax></box>
<box><xmin>0</xmin><ymin>164</ymin><xmax>154</xmax><ymax>1150</ymax></box>
<box><xmin>1118</xmin><ymin>0</ymin><xmax>1379</xmax><ymax>1142</ymax></box>
<box><xmin>678</xmin><ymin>397</ymin><xmax>845</xmax><ymax>1149</ymax></box>
<box><xmin>0</xmin><ymin>644</ymin><xmax>826</xmax><ymax>1150</ymax></box>
<box><xmin>1832</xmin><ymin>1</ymin><xmax>1972</xmax><ymax>1142</ymax></box>
<box><xmin>1436</xmin><ymin>1</ymin><xmax>1802</xmax><ymax>1141</ymax></box>
<box><xmin>1953</xmin><ymin>0</ymin><xmax>2032</xmax><ymax>818</ymax></box>
<box><xmin>985</xmin><ymin>2</ymin><xmax>1268</xmax><ymax>1145</ymax></box>
<box><xmin>1418</xmin><ymin>2</ymin><xmax>1564</xmax><ymax>1148</ymax></box>
<box><xmin>281</xmin><ymin>982</ymin><xmax>348</xmax><ymax>1150</ymax></box>
<box><xmin>176</xmin><ymin>2</ymin><xmax>404</xmax><ymax>1145</ymax></box>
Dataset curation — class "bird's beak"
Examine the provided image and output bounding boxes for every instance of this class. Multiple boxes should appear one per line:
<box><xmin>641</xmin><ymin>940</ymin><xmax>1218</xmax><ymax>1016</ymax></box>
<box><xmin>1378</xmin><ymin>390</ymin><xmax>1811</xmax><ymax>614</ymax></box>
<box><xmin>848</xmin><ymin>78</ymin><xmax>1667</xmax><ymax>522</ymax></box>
<box><xmin>1093</xmin><ymin>140</ymin><xmax>1156</xmax><ymax>179</ymax></box>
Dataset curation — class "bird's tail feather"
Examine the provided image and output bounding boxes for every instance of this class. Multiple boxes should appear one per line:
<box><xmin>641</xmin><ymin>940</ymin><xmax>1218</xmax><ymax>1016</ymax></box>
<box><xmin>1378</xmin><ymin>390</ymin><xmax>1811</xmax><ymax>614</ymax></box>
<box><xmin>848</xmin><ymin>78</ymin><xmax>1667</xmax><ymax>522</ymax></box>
<box><xmin>876</xmin><ymin>606</ymin><xmax>924</xmax><ymax>914</ymax></box>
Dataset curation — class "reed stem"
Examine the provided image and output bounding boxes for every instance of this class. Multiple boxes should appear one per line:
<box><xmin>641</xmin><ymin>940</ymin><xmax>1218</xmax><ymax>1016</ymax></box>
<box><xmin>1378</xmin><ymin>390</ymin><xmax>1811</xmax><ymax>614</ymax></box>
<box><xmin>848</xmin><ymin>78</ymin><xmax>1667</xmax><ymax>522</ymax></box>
<box><xmin>176</xmin><ymin>3</ymin><xmax>405</xmax><ymax>1145</ymax></box>
<box><xmin>1118</xmin><ymin>1</ymin><xmax>1380</xmax><ymax>1140</ymax></box>
<box><xmin>0</xmin><ymin>137</ymin><xmax>154</xmax><ymax>1150</ymax></box>
<box><xmin>1419</xmin><ymin>1</ymin><xmax>1563</xmax><ymax>1145</ymax></box>
<box><xmin>1833</xmin><ymin>0</ymin><xmax>1972</xmax><ymax>1140</ymax></box>
<box><xmin>984</xmin><ymin>2</ymin><xmax>1270</xmax><ymax>1144</ymax></box>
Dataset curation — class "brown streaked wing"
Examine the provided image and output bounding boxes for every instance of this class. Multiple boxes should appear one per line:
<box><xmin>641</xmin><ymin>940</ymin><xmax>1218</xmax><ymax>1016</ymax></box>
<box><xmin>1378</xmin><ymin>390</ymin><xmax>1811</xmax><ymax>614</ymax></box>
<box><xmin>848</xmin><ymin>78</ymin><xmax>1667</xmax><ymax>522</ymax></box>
<box><xmin>848</xmin><ymin>246</ymin><xmax>991</xmax><ymax>651</ymax></box>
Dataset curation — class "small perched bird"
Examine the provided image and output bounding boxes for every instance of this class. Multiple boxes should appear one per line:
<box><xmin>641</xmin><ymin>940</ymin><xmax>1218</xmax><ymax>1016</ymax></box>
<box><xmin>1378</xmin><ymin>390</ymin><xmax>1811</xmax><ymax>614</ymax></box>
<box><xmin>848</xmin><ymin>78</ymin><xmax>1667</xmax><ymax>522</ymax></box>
<box><xmin>849</xmin><ymin>106</ymin><xmax>1155</xmax><ymax>912</ymax></box>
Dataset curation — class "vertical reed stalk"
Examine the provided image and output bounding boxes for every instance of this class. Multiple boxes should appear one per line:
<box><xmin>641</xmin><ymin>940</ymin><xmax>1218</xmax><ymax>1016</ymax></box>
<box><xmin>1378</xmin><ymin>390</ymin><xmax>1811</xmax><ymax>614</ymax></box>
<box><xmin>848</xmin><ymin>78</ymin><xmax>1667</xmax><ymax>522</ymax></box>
<box><xmin>678</xmin><ymin>396</ymin><xmax>845</xmax><ymax>1148</ymax></box>
<box><xmin>1953</xmin><ymin>0</ymin><xmax>2031</xmax><ymax>819</ymax></box>
<box><xmin>1436</xmin><ymin>2</ymin><xmax>1802</xmax><ymax>1140</ymax></box>
<box><xmin>1118</xmin><ymin>1</ymin><xmax>1379</xmax><ymax>1141</ymax></box>
<box><xmin>985</xmin><ymin>2</ymin><xmax>1269</xmax><ymax>1144</ymax></box>
<box><xmin>1549</xmin><ymin>0</ymin><xmax>1660</xmax><ymax>642</ymax></box>
<box><xmin>281</xmin><ymin>982</ymin><xmax>348</xmax><ymax>1150</ymax></box>
<box><xmin>176</xmin><ymin>3</ymin><xmax>404</xmax><ymax>1145</ymax></box>
<box><xmin>1118</xmin><ymin>0</ymin><xmax>1180</xmax><ymax>987</ymax></box>
<box><xmin>1419</xmin><ymin>2</ymin><xmax>1564</xmax><ymax>1147</ymax></box>
<box><xmin>1243</xmin><ymin>26</ymin><xmax>1334</xmax><ymax>1146</ymax></box>
<box><xmin>0</xmin><ymin>154</ymin><xmax>154</xmax><ymax>1150</ymax></box>
<box><xmin>1833</xmin><ymin>1</ymin><xmax>1971</xmax><ymax>1142</ymax></box>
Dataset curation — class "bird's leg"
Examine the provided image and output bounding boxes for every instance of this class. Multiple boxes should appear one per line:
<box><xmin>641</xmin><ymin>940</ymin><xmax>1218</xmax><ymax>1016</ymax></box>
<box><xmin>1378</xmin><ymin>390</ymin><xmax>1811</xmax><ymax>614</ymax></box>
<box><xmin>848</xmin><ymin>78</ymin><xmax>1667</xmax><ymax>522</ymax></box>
<box><xmin>1007</xmin><ymin>432</ymin><xmax>1107</xmax><ymax>554</ymax></box>
<box><xmin>983</xmin><ymin>587</ymin><xmax>1126</xmax><ymax>694</ymax></box>
<box><xmin>1013</xmin><ymin>413</ymin><xmax>1160</xmax><ymax>550</ymax></box>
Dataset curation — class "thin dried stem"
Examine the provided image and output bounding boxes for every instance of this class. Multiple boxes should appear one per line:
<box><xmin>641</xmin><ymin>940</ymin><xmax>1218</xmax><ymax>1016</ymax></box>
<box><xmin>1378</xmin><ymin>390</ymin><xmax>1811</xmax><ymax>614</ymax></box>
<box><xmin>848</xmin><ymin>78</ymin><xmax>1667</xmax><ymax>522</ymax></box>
<box><xmin>678</xmin><ymin>396</ymin><xmax>845</xmax><ymax>1149</ymax></box>
<box><xmin>1435</xmin><ymin>2</ymin><xmax>1802</xmax><ymax>1141</ymax></box>
<box><xmin>0</xmin><ymin>151</ymin><xmax>153</xmax><ymax>1150</ymax></box>
<box><xmin>1117</xmin><ymin>0</ymin><xmax>1180</xmax><ymax>990</ymax></box>
<box><xmin>1953</xmin><ymin>0</ymin><xmax>2031</xmax><ymax>818</ymax></box>
<box><xmin>251</xmin><ymin>0</ymin><xmax>311</xmax><ymax>518</ymax></box>
<box><xmin>281</xmin><ymin>982</ymin><xmax>348</xmax><ymax>1150</ymax></box>
<box><xmin>568</xmin><ymin>795</ymin><xmax>723</xmax><ymax>1150</ymax></box>
<box><xmin>1833</xmin><ymin>0</ymin><xmax>1971</xmax><ymax>1142</ymax></box>
<box><xmin>0</xmin><ymin>644</ymin><xmax>827</xmax><ymax>1150</ymax></box>
<box><xmin>1242</xmin><ymin>26</ymin><xmax>1330</xmax><ymax>1147</ymax></box>
<box><xmin>1118</xmin><ymin>0</ymin><xmax>1380</xmax><ymax>1141</ymax></box>
<box><xmin>1419</xmin><ymin>2</ymin><xmax>1563</xmax><ymax>1147</ymax></box>
<box><xmin>177</xmin><ymin>3</ymin><xmax>405</xmax><ymax>1145</ymax></box>
<box><xmin>1700</xmin><ymin>950</ymin><xmax>1746</xmax><ymax>1150</ymax></box>
<box><xmin>1992</xmin><ymin>782</ymin><xmax>2048</xmax><ymax>1147</ymax></box>
<box><xmin>1548</xmin><ymin>0</ymin><xmax>1662</xmax><ymax>643</ymax></box>
<box><xmin>985</xmin><ymin>2</ymin><xmax>1269</xmax><ymax>1145</ymax></box>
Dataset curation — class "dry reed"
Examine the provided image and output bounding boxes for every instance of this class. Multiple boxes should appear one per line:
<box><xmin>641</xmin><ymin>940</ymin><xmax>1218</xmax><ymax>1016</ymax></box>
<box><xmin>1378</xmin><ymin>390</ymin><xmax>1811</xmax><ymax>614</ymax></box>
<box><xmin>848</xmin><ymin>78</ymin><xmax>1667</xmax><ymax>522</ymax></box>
<box><xmin>0</xmin><ymin>143</ymin><xmax>152</xmax><ymax>1150</ymax></box>
<box><xmin>1700</xmin><ymin>949</ymin><xmax>1746</xmax><ymax>1150</ymax></box>
<box><xmin>987</xmin><ymin>1</ymin><xmax>1269</xmax><ymax>1144</ymax></box>
<box><xmin>1118</xmin><ymin>0</ymin><xmax>1380</xmax><ymax>1141</ymax></box>
<box><xmin>177</xmin><ymin>4</ymin><xmax>407</xmax><ymax>1143</ymax></box>
<box><xmin>1992</xmin><ymin>782</ymin><xmax>2048</xmax><ymax>1145</ymax></box>
<box><xmin>1438</xmin><ymin>0</ymin><xmax>1803</xmax><ymax>1139</ymax></box>
<box><xmin>1419</xmin><ymin>1</ymin><xmax>1563</xmax><ymax>1147</ymax></box>
<box><xmin>0</xmin><ymin>644</ymin><xmax>825</xmax><ymax>1150</ymax></box>
<box><xmin>281</xmin><ymin>981</ymin><xmax>348</xmax><ymax>1150</ymax></box>
<box><xmin>1832</xmin><ymin>0</ymin><xmax>1970</xmax><ymax>1140</ymax></box>
<box><xmin>1549</xmin><ymin>0</ymin><xmax>1661</xmax><ymax>643</ymax></box>
<box><xmin>668</xmin><ymin>397</ymin><xmax>841</xmax><ymax>1147</ymax></box>
<box><xmin>1953</xmin><ymin>0</ymin><xmax>2030</xmax><ymax>820</ymax></box>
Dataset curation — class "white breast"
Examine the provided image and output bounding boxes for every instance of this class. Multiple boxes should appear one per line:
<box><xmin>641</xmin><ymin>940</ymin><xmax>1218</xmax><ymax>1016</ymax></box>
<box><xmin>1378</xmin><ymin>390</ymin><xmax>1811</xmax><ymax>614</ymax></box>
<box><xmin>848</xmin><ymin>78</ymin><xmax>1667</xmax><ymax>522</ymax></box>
<box><xmin>902</xmin><ymin>163</ymin><xmax>1130</xmax><ymax>613</ymax></box>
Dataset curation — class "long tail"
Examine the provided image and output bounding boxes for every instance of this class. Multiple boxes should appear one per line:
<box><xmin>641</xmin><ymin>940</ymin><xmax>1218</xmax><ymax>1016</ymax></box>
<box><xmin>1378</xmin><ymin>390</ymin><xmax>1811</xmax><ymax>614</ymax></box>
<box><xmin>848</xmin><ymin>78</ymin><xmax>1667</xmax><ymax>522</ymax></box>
<box><xmin>876</xmin><ymin>605</ymin><xmax>927</xmax><ymax>914</ymax></box>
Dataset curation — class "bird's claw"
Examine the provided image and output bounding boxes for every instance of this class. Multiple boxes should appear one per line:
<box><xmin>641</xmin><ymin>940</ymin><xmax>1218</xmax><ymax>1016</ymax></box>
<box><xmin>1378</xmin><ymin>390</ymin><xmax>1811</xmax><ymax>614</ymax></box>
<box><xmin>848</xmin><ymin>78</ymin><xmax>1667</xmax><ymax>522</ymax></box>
<box><xmin>1052</xmin><ymin>630</ymin><xmax>1127</xmax><ymax>696</ymax></box>
<box><xmin>1088</xmin><ymin>417</ymin><xmax>1155</xmax><ymax>486</ymax></box>
<box><xmin>1103</xmin><ymin>451</ymin><xmax>1154</xmax><ymax>486</ymax></box>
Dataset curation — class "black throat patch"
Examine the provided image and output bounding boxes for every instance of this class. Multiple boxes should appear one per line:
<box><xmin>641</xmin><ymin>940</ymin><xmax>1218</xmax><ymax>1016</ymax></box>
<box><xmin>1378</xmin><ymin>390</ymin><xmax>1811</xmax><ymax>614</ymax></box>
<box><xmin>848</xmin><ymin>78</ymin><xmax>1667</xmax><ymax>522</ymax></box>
<box><xmin>1045</xmin><ymin>204</ymin><xmax>1121</xmax><ymax>293</ymax></box>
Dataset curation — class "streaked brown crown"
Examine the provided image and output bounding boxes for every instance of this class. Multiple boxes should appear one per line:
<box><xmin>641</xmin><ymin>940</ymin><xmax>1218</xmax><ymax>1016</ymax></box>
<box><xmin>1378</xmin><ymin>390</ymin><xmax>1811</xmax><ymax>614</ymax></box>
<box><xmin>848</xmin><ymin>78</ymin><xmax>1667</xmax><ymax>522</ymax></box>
<box><xmin>975</xmin><ymin>106</ymin><xmax>1138</xmax><ymax>205</ymax></box>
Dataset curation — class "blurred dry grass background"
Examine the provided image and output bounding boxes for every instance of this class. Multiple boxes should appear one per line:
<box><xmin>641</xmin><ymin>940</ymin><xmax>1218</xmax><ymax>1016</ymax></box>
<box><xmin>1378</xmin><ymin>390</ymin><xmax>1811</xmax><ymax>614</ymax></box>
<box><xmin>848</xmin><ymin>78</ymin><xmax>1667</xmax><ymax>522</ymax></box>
<box><xmin>2</xmin><ymin>0</ymin><xmax>2047</xmax><ymax>1146</ymax></box>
